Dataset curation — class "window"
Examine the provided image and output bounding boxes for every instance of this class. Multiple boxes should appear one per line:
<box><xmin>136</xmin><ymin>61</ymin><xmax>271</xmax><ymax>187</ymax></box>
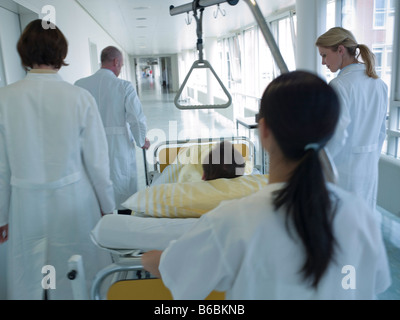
<box><xmin>226</xmin><ymin>50</ymin><xmax>232</xmax><ymax>89</ymax></box>
<box><xmin>278</xmin><ymin>13</ymin><xmax>297</xmax><ymax>71</ymax></box>
<box><xmin>327</xmin><ymin>0</ymin><xmax>337</xmax><ymax>30</ymax></box>
<box><xmin>243</xmin><ymin>26</ymin><xmax>258</xmax><ymax>100</ymax></box>
<box><xmin>397</xmin><ymin>138</ymin><xmax>400</xmax><ymax>159</ymax></box>
<box><xmin>217</xmin><ymin>11</ymin><xmax>297</xmax><ymax>118</ymax></box>
<box><xmin>342</xmin><ymin>0</ymin><xmax>356</xmax><ymax>29</ymax></box>
<box><xmin>374</xmin><ymin>0</ymin><xmax>387</xmax><ymax>28</ymax></box>
<box><xmin>373</xmin><ymin>0</ymin><xmax>395</xmax><ymax>29</ymax></box>
<box><xmin>398</xmin><ymin>107</ymin><xmax>400</xmax><ymax>131</ymax></box>
<box><xmin>372</xmin><ymin>45</ymin><xmax>392</xmax><ymax>95</ymax></box>
<box><xmin>323</xmin><ymin>1</ymin><xmax>341</xmax><ymax>83</ymax></box>
<box><xmin>258</xmin><ymin>31</ymin><xmax>275</xmax><ymax>97</ymax></box>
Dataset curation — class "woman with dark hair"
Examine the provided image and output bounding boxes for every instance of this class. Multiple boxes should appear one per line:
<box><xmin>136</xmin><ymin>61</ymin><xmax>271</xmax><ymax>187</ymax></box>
<box><xmin>0</xmin><ymin>20</ymin><xmax>115</xmax><ymax>300</ymax></box>
<box><xmin>202</xmin><ymin>141</ymin><xmax>245</xmax><ymax>181</ymax></box>
<box><xmin>142</xmin><ymin>71</ymin><xmax>390</xmax><ymax>300</ymax></box>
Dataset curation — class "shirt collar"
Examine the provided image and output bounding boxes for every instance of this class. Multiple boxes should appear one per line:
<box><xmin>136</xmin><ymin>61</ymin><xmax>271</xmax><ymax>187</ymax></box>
<box><xmin>99</xmin><ymin>68</ymin><xmax>116</xmax><ymax>76</ymax></box>
<box><xmin>25</xmin><ymin>71</ymin><xmax>63</xmax><ymax>81</ymax></box>
<box><xmin>338</xmin><ymin>63</ymin><xmax>364</xmax><ymax>76</ymax></box>
<box><xmin>29</xmin><ymin>69</ymin><xmax>58</xmax><ymax>74</ymax></box>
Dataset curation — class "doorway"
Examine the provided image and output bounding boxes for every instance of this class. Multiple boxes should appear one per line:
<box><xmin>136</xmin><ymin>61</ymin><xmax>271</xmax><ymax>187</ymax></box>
<box><xmin>0</xmin><ymin>1</ymin><xmax>38</xmax><ymax>85</ymax></box>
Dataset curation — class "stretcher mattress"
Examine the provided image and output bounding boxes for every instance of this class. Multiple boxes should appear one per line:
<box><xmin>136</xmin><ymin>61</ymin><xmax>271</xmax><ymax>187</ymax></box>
<box><xmin>90</xmin><ymin>214</ymin><xmax>198</xmax><ymax>253</ymax></box>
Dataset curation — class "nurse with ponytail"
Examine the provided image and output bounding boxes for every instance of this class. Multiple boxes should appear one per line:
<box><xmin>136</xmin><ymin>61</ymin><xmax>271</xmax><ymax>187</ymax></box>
<box><xmin>142</xmin><ymin>71</ymin><xmax>390</xmax><ymax>300</ymax></box>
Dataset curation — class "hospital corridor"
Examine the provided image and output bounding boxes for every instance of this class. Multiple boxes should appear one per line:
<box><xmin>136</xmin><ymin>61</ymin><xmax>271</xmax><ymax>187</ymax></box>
<box><xmin>1</xmin><ymin>0</ymin><xmax>400</xmax><ymax>302</ymax></box>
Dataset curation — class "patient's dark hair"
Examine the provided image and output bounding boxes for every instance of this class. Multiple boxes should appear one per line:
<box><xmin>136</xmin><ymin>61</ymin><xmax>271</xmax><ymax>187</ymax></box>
<box><xmin>17</xmin><ymin>19</ymin><xmax>68</xmax><ymax>70</ymax></box>
<box><xmin>202</xmin><ymin>142</ymin><xmax>246</xmax><ymax>181</ymax></box>
<box><xmin>259</xmin><ymin>71</ymin><xmax>340</xmax><ymax>288</ymax></box>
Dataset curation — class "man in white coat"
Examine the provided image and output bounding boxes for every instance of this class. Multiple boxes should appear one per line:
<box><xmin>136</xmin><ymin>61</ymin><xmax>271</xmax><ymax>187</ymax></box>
<box><xmin>75</xmin><ymin>46</ymin><xmax>150</xmax><ymax>214</ymax></box>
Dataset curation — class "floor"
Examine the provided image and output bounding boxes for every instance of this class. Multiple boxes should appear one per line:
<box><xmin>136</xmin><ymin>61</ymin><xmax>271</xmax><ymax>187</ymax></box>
<box><xmin>135</xmin><ymin>77</ymin><xmax>400</xmax><ymax>300</ymax></box>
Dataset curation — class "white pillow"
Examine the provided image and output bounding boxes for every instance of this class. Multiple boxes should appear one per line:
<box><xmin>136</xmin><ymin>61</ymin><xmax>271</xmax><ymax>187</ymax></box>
<box><xmin>122</xmin><ymin>174</ymin><xmax>269</xmax><ymax>218</ymax></box>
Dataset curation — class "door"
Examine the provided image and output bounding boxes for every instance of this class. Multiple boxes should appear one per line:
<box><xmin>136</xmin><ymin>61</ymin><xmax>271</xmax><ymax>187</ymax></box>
<box><xmin>0</xmin><ymin>6</ymin><xmax>27</xmax><ymax>85</ymax></box>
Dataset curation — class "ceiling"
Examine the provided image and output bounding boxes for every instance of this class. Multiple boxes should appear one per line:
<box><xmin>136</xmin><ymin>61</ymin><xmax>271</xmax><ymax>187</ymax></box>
<box><xmin>76</xmin><ymin>0</ymin><xmax>295</xmax><ymax>57</ymax></box>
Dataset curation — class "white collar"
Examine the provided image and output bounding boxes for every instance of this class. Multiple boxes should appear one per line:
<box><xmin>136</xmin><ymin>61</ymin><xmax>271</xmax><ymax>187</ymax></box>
<box><xmin>338</xmin><ymin>63</ymin><xmax>364</xmax><ymax>76</ymax></box>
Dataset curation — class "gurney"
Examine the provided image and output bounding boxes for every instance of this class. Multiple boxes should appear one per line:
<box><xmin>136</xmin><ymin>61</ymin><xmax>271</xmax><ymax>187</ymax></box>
<box><xmin>86</xmin><ymin>137</ymin><xmax>268</xmax><ymax>300</ymax></box>
<box><xmin>83</xmin><ymin>132</ymin><xmax>338</xmax><ymax>300</ymax></box>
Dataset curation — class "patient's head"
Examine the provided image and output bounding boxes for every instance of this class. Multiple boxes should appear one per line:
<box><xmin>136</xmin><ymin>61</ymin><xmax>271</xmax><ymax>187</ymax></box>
<box><xmin>202</xmin><ymin>142</ymin><xmax>246</xmax><ymax>181</ymax></box>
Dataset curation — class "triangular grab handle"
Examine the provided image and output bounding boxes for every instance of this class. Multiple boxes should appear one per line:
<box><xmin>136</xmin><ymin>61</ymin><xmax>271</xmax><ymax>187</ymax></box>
<box><xmin>174</xmin><ymin>60</ymin><xmax>232</xmax><ymax>110</ymax></box>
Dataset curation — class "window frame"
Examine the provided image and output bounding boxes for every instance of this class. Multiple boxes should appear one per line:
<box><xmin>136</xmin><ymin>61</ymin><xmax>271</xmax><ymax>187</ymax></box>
<box><xmin>373</xmin><ymin>0</ymin><xmax>388</xmax><ymax>29</ymax></box>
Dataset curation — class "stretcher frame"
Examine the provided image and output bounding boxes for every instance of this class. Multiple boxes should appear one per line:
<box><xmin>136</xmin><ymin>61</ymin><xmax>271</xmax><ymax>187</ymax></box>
<box><xmin>91</xmin><ymin>256</ymin><xmax>163</xmax><ymax>300</ymax></box>
<box><xmin>91</xmin><ymin>256</ymin><xmax>225</xmax><ymax>300</ymax></box>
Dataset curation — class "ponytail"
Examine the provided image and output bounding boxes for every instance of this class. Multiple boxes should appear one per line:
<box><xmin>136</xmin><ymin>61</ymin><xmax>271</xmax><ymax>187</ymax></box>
<box><xmin>273</xmin><ymin>149</ymin><xmax>337</xmax><ymax>288</ymax></box>
<box><xmin>357</xmin><ymin>44</ymin><xmax>378</xmax><ymax>79</ymax></box>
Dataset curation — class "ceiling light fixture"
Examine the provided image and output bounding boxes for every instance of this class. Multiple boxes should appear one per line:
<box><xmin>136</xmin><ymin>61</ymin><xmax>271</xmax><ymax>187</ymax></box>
<box><xmin>133</xmin><ymin>7</ymin><xmax>150</xmax><ymax>10</ymax></box>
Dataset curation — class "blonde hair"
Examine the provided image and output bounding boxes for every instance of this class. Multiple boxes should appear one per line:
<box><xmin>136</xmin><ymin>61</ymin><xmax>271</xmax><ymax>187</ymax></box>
<box><xmin>316</xmin><ymin>27</ymin><xmax>378</xmax><ymax>79</ymax></box>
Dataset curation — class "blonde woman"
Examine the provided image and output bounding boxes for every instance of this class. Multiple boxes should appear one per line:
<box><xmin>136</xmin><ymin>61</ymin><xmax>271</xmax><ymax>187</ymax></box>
<box><xmin>316</xmin><ymin>27</ymin><xmax>388</xmax><ymax>213</ymax></box>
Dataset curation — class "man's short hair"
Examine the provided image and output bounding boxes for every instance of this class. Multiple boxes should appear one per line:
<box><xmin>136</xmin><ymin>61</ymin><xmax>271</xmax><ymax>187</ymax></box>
<box><xmin>101</xmin><ymin>46</ymin><xmax>122</xmax><ymax>64</ymax></box>
<box><xmin>17</xmin><ymin>19</ymin><xmax>68</xmax><ymax>70</ymax></box>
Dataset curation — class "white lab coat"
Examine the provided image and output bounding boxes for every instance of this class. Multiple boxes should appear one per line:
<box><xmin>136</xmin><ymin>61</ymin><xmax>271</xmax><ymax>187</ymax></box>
<box><xmin>0</xmin><ymin>72</ymin><xmax>115</xmax><ymax>300</ymax></box>
<box><xmin>75</xmin><ymin>69</ymin><xmax>148</xmax><ymax>209</ymax></box>
<box><xmin>160</xmin><ymin>183</ymin><xmax>391</xmax><ymax>300</ymax></box>
<box><xmin>327</xmin><ymin>64</ymin><xmax>388</xmax><ymax>211</ymax></box>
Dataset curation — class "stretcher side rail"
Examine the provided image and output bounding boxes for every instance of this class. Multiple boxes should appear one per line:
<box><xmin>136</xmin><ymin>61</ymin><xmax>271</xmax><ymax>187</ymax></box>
<box><xmin>148</xmin><ymin>136</ymin><xmax>255</xmax><ymax>175</ymax></box>
<box><xmin>91</xmin><ymin>257</ymin><xmax>144</xmax><ymax>300</ymax></box>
